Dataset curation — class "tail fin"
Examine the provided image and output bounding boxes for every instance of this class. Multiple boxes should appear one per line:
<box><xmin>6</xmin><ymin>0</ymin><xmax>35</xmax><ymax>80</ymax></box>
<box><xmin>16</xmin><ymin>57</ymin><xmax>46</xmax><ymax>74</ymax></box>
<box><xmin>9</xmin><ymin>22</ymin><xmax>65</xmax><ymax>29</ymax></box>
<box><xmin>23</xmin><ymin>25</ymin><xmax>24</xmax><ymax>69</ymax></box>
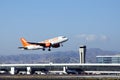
<box><xmin>20</xmin><ymin>38</ymin><xmax>30</xmax><ymax>47</ymax></box>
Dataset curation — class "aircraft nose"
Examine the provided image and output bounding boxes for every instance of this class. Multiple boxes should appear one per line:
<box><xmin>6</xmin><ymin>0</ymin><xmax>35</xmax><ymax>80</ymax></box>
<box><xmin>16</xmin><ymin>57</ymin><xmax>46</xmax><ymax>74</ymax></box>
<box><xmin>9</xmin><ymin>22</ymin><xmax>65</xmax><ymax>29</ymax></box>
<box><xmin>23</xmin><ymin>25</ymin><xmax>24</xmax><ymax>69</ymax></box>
<box><xmin>65</xmin><ymin>38</ymin><xmax>68</xmax><ymax>41</ymax></box>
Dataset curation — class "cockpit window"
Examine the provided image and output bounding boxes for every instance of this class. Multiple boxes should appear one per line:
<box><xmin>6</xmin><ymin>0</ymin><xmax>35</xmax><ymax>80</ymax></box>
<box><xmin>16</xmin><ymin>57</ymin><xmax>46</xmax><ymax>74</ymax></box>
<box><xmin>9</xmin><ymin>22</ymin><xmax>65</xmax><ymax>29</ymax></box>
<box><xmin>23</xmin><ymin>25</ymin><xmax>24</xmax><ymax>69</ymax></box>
<box><xmin>62</xmin><ymin>36</ymin><xmax>66</xmax><ymax>38</ymax></box>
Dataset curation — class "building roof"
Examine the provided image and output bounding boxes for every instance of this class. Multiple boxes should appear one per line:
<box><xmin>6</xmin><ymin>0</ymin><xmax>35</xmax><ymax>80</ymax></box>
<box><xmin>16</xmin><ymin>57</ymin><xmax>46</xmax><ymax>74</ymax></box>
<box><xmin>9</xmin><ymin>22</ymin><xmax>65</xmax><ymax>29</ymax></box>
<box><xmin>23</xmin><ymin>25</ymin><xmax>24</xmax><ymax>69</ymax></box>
<box><xmin>1</xmin><ymin>63</ymin><xmax>120</xmax><ymax>67</ymax></box>
<box><xmin>96</xmin><ymin>55</ymin><xmax>120</xmax><ymax>57</ymax></box>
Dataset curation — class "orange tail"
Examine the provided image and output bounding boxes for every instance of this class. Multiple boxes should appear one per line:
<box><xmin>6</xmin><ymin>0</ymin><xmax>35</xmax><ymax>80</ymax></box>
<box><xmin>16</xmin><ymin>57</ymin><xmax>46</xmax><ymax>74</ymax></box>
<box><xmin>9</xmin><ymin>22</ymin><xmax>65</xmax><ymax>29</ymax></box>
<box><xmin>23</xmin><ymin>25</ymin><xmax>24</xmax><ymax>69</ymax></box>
<box><xmin>20</xmin><ymin>38</ymin><xmax>30</xmax><ymax>47</ymax></box>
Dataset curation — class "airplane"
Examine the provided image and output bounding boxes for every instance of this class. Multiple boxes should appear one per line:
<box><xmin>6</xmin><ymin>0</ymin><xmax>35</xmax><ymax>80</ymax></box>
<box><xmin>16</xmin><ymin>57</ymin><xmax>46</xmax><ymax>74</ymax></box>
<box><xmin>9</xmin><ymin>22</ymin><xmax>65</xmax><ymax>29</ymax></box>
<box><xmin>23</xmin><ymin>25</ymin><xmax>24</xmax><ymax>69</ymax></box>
<box><xmin>18</xmin><ymin>36</ymin><xmax>68</xmax><ymax>51</ymax></box>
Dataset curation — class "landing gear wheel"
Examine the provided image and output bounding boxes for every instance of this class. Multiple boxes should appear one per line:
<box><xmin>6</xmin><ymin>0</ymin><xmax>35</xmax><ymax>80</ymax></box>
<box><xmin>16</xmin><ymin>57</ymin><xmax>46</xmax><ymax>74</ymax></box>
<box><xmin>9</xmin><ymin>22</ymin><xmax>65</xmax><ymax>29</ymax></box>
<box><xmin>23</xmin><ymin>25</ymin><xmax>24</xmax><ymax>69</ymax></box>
<box><xmin>48</xmin><ymin>48</ymin><xmax>51</xmax><ymax>51</ymax></box>
<box><xmin>61</xmin><ymin>44</ymin><xmax>63</xmax><ymax>47</ymax></box>
<box><xmin>43</xmin><ymin>48</ymin><xmax>45</xmax><ymax>51</ymax></box>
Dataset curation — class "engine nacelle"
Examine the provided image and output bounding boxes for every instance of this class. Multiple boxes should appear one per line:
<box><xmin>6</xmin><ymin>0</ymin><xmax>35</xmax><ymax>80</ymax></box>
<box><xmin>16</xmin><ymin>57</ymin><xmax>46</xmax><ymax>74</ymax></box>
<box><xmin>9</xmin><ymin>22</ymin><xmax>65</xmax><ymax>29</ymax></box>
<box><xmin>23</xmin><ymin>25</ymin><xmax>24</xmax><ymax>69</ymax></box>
<box><xmin>52</xmin><ymin>44</ymin><xmax>60</xmax><ymax>48</ymax></box>
<box><xmin>45</xmin><ymin>43</ymin><xmax>51</xmax><ymax>47</ymax></box>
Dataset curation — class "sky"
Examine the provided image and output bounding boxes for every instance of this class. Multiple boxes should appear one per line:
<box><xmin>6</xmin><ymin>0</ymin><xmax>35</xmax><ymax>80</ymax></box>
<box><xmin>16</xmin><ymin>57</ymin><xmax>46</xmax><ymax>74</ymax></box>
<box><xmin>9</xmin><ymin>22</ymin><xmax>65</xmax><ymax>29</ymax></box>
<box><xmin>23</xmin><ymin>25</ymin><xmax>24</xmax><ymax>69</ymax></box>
<box><xmin>0</xmin><ymin>0</ymin><xmax>120</xmax><ymax>55</ymax></box>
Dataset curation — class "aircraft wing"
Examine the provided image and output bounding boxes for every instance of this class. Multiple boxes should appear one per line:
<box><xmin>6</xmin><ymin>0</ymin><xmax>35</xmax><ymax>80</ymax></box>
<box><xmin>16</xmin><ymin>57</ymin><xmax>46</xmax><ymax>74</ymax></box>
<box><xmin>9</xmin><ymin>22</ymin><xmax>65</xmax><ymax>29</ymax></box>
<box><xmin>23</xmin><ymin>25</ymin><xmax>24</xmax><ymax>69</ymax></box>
<box><xmin>28</xmin><ymin>42</ymin><xmax>46</xmax><ymax>46</ymax></box>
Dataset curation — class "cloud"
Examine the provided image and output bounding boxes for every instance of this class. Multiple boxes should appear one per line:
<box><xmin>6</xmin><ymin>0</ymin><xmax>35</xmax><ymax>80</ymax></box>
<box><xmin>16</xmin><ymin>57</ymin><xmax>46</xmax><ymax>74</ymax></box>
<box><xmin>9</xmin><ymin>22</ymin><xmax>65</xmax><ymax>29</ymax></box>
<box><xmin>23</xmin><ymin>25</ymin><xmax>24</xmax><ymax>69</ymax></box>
<box><xmin>100</xmin><ymin>35</ymin><xmax>108</xmax><ymax>41</ymax></box>
<box><xmin>75</xmin><ymin>34</ymin><xmax>108</xmax><ymax>42</ymax></box>
<box><xmin>85</xmin><ymin>34</ymin><xmax>97</xmax><ymax>41</ymax></box>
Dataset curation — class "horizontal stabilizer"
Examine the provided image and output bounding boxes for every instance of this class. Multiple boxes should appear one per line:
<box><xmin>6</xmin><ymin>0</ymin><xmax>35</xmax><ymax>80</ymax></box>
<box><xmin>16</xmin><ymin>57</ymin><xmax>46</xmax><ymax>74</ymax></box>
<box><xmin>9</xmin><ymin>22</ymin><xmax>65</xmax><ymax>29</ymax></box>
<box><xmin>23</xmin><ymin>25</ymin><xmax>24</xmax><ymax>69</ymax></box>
<box><xmin>18</xmin><ymin>47</ymin><xmax>27</xmax><ymax>50</ymax></box>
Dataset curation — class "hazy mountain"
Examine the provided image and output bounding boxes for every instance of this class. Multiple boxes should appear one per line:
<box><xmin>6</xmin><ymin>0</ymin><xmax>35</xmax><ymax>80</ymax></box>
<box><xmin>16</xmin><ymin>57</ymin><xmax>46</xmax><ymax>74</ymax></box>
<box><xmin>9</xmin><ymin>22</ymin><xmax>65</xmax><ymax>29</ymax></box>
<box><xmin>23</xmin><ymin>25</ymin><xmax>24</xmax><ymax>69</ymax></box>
<box><xmin>86</xmin><ymin>48</ymin><xmax>118</xmax><ymax>63</ymax></box>
<box><xmin>0</xmin><ymin>48</ymin><xmax>118</xmax><ymax>64</ymax></box>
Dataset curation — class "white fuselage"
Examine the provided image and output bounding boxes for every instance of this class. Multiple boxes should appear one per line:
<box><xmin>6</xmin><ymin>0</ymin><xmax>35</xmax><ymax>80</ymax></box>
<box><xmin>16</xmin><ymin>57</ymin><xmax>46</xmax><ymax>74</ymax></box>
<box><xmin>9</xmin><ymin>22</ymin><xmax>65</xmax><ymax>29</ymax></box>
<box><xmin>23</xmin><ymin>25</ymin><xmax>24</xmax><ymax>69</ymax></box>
<box><xmin>26</xmin><ymin>45</ymin><xmax>43</xmax><ymax>50</ymax></box>
<box><xmin>20</xmin><ymin>36</ymin><xmax>68</xmax><ymax>50</ymax></box>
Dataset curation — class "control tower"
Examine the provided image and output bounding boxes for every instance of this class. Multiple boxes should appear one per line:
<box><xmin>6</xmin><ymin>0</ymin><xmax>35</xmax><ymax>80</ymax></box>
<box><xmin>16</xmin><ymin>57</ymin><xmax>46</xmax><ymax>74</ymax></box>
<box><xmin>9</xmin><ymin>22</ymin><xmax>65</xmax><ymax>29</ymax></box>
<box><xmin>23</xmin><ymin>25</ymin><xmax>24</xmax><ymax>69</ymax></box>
<box><xmin>79</xmin><ymin>45</ymin><xmax>86</xmax><ymax>64</ymax></box>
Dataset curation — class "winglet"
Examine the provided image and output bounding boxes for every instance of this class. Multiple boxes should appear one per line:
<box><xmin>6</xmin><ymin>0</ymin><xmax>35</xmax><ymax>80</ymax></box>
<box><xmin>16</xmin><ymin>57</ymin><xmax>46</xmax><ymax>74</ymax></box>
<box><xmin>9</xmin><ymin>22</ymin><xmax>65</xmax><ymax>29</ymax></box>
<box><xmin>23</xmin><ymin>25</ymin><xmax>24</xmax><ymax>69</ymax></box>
<box><xmin>20</xmin><ymin>38</ymin><xmax>30</xmax><ymax>47</ymax></box>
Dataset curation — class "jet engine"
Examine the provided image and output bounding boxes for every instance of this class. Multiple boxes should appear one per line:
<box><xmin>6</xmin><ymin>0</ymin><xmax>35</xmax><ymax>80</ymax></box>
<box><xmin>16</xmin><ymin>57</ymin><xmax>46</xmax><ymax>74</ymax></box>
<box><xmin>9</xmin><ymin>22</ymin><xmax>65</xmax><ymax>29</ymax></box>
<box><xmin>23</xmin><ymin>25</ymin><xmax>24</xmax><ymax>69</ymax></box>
<box><xmin>52</xmin><ymin>44</ymin><xmax>60</xmax><ymax>48</ymax></box>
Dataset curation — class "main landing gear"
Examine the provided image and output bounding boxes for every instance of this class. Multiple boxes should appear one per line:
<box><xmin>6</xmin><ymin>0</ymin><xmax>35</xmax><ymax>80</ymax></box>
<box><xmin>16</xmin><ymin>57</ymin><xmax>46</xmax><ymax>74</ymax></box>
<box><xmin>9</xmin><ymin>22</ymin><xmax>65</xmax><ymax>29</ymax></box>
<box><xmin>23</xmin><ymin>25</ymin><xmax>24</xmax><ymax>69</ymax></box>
<box><xmin>42</xmin><ymin>48</ymin><xmax>45</xmax><ymax>51</ymax></box>
<box><xmin>42</xmin><ymin>48</ymin><xmax>51</xmax><ymax>51</ymax></box>
<box><xmin>48</xmin><ymin>48</ymin><xmax>51</xmax><ymax>51</ymax></box>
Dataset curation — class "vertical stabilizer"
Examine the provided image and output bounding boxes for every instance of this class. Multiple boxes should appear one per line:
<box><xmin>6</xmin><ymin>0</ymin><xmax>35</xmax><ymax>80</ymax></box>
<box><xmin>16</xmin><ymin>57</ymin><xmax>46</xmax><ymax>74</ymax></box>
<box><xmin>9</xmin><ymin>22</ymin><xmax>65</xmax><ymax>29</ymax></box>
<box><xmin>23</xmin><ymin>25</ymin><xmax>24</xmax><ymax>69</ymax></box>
<box><xmin>20</xmin><ymin>38</ymin><xmax>30</xmax><ymax>47</ymax></box>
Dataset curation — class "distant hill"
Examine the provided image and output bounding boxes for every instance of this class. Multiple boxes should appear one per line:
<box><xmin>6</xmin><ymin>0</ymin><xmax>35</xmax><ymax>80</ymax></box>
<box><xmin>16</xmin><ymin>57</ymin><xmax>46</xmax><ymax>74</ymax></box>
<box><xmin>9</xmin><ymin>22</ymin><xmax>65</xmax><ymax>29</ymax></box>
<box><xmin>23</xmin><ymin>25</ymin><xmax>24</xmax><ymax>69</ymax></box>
<box><xmin>86</xmin><ymin>48</ymin><xmax>118</xmax><ymax>63</ymax></box>
<box><xmin>0</xmin><ymin>48</ymin><xmax>118</xmax><ymax>64</ymax></box>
